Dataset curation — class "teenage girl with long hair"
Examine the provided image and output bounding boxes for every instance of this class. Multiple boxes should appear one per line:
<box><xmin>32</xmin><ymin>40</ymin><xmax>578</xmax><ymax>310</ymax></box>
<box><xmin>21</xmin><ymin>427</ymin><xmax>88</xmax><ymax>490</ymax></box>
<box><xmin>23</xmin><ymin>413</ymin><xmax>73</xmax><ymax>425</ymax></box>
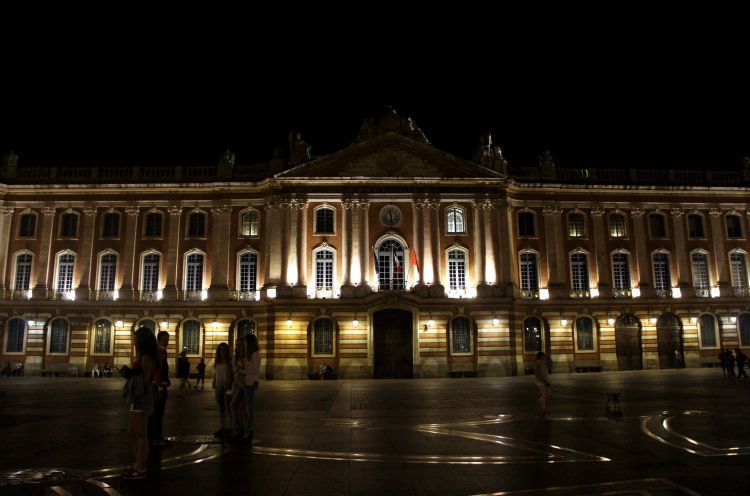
<box><xmin>212</xmin><ymin>342</ymin><xmax>233</xmax><ymax>437</ymax></box>
<box><xmin>230</xmin><ymin>333</ymin><xmax>260</xmax><ymax>448</ymax></box>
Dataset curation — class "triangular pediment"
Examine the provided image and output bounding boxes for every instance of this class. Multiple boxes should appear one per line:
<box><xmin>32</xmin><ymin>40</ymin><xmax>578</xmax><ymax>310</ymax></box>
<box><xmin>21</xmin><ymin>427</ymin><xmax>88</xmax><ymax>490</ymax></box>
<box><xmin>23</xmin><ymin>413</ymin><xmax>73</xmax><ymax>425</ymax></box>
<box><xmin>276</xmin><ymin>133</ymin><xmax>504</xmax><ymax>179</ymax></box>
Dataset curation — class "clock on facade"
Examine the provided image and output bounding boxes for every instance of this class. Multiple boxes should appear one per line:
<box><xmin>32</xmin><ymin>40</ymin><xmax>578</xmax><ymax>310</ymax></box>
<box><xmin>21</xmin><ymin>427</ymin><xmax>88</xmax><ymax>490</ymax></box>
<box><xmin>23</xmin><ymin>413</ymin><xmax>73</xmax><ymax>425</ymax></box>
<box><xmin>379</xmin><ymin>205</ymin><xmax>402</xmax><ymax>226</ymax></box>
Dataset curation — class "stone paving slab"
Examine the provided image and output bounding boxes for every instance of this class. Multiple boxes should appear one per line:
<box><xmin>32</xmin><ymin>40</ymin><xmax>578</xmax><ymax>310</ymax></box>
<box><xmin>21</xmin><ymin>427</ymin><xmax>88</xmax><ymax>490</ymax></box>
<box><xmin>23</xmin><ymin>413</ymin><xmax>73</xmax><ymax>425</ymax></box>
<box><xmin>0</xmin><ymin>369</ymin><xmax>748</xmax><ymax>495</ymax></box>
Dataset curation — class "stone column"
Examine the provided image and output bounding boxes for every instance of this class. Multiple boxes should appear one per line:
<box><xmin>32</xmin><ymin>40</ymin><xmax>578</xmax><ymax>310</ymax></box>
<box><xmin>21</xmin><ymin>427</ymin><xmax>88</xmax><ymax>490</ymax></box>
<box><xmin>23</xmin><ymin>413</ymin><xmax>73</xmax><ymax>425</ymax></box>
<box><xmin>413</xmin><ymin>200</ymin><xmax>426</xmax><ymax>289</ymax></box>
<box><xmin>630</xmin><ymin>208</ymin><xmax>651</xmax><ymax>297</ymax></box>
<box><xmin>709</xmin><ymin>208</ymin><xmax>730</xmax><ymax>295</ymax></box>
<box><xmin>341</xmin><ymin>199</ymin><xmax>353</xmax><ymax>290</ymax></box>
<box><xmin>293</xmin><ymin>201</ymin><xmax>309</xmax><ymax>297</ymax></box>
<box><xmin>0</xmin><ymin>204</ymin><xmax>14</xmax><ymax>294</ymax></box>
<box><xmin>209</xmin><ymin>203</ymin><xmax>232</xmax><ymax>300</ymax></box>
<box><xmin>32</xmin><ymin>206</ymin><xmax>56</xmax><ymax>299</ymax></box>
<box><xmin>543</xmin><ymin>205</ymin><xmax>565</xmax><ymax>298</ymax></box>
<box><xmin>162</xmin><ymin>205</ymin><xmax>182</xmax><ymax>301</ymax></box>
<box><xmin>591</xmin><ymin>207</ymin><xmax>609</xmax><ymax>297</ymax></box>
<box><xmin>494</xmin><ymin>200</ymin><xmax>514</xmax><ymax>294</ymax></box>
<box><xmin>75</xmin><ymin>206</ymin><xmax>98</xmax><ymax>301</ymax></box>
<box><xmin>428</xmin><ymin>198</ymin><xmax>444</xmax><ymax>294</ymax></box>
<box><xmin>117</xmin><ymin>206</ymin><xmax>140</xmax><ymax>301</ymax></box>
<box><xmin>262</xmin><ymin>199</ymin><xmax>282</xmax><ymax>296</ymax></box>
<box><xmin>670</xmin><ymin>208</ymin><xmax>690</xmax><ymax>293</ymax></box>
<box><xmin>472</xmin><ymin>200</ymin><xmax>487</xmax><ymax>288</ymax></box>
<box><xmin>358</xmin><ymin>200</ymin><xmax>370</xmax><ymax>292</ymax></box>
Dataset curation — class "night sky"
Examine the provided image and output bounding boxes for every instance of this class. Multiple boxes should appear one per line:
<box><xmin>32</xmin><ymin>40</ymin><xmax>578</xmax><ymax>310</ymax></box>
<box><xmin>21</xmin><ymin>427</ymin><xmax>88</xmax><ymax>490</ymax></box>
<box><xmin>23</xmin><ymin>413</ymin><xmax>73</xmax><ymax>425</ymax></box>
<box><xmin>1</xmin><ymin>23</ymin><xmax>747</xmax><ymax>173</ymax></box>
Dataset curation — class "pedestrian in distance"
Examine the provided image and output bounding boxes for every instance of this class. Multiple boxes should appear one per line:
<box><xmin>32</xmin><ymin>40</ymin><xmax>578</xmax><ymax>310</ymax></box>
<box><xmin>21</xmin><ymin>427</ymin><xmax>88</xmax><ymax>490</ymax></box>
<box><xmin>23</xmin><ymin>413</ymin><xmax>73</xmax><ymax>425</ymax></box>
<box><xmin>195</xmin><ymin>358</ymin><xmax>206</xmax><ymax>389</ymax></box>
<box><xmin>534</xmin><ymin>351</ymin><xmax>552</xmax><ymax>412</ymax></box>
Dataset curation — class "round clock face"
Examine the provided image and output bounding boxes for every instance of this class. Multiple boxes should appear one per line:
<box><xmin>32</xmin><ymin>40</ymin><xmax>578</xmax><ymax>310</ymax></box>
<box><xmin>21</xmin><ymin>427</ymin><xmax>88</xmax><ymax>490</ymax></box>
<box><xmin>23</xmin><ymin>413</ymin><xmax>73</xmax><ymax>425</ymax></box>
<box><xmin>379</xmin><ymin>205</ymin><xmax>402</xmax><ymax>226</ymax></box>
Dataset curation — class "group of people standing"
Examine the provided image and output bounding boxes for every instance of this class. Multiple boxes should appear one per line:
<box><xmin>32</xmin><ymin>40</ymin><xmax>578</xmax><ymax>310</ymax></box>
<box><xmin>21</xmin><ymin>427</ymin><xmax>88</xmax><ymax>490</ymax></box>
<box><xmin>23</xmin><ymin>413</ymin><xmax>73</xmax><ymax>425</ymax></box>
<box><xmin>121</xmin><ymin>327</ymin><xmax>261</xmax><ymax>479</ymax></box>
<box><xmin>719</xmin><ymin>348</ymin><xmax>748</xmax><ymax>378</ymax></box>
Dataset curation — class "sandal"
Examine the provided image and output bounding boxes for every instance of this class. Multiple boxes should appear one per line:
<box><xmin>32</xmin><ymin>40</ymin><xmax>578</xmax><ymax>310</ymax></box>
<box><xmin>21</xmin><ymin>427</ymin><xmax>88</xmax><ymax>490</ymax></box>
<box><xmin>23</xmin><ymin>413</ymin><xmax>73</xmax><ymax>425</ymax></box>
<box><xmin>121</xmin><ymin>466</ymin><xmax>148</xmax><ymax>479</ymax></box>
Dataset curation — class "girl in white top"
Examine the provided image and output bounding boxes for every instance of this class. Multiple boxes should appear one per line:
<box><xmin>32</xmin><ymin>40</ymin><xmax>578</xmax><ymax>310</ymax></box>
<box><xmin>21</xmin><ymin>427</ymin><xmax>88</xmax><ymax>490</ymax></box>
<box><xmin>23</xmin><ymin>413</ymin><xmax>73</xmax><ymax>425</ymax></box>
<box><xmin>212</xmin><ymin>342</ymin><xmax>233</xmax><ymax>438</ymax></box>
<box><xmin>230</xmin><ymin>334</ymin><xmax>261</xmax><ymax>447</ymax></box>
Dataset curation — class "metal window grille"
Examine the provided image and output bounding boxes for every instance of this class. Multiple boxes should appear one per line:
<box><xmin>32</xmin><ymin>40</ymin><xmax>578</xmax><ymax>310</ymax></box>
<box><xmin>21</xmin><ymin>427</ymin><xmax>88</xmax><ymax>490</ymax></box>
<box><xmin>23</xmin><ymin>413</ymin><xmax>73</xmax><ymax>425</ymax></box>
<box><xmin>576</xmin><ymin>317</ymin><xmax>594</xmax><ymax>351</ymax></box>
<box><xmin>652</xmin><ymin>253</ymin><xmax>671</xmax><ymax>291</ymax></box>
<box><xmin>314</xmin><ymin>319</ymin><xmax>334</xmax><ymax>355</ymax></box>
<box><xmin>612</xmin><ymin>253</ymin><xmax>631</xmax><ymax>290</ymax></box>
<box><xmin>6</xmin><ymin>318</ymin><xmax>25</xmax><ymax>353</ymax></box>
<box><xmin>49</xmin><ymin>319</ymin><xmax>68</xmax><ymax>354</ymax></box>
<box><xmin>186</xmin><ymin>253</ymin><xmax>203</xmax><ymax>291</ymax></box>
<box><xmin>448</xmin><ymin>249</ymin><xmax>466</xmax><ymax>290</ymax></box>
<box><xmin>520</xmin><ymin>252</ymin><xmax>539</xmax><ymax>291</ymax></box>
<box><xmin>570</xmin><ymin>253</ymin><xmax>589</xmax><ymax>291</ymax></box>
<box><xmin>99</xmin><ymin>254</ymin><xmax>117</xmax><ymax>291</ymax></box>
<box><xmin>14</xmin><ymin>254</ymin><xmax>32</xmax><ymax>291</ymax></box>
<box><xmin>142</xmin><ymin>254</ymin><xmax>160</xmax><ymax>291</ymax></box>
<box><xmin>730</xmin><ymin>252</ymin><xmax>748</xmax><ymax>290</ymax></box>
<box><xmin>699</xmin><ymin>315</ymin><xmax>717</xmax><ymax>348</ymax></box>
<box><xmin>315</xmin><ymin>250</ymin><xmax>334</xmax><ymax>290</ymax></box>
<box><xmin>451</xmin><ymin>317</ymin><xmax>471</xmax><ymax>353</ymax></box>
<box><xmin>56</xmin><ymin>254</ymin><xmax>75</xmax><ymax>292</ymax></box>
<box><xmin>182</xmin><ymin>320</ymin><xmax>201</xmax><ymax>355</ymax></box>
<box><xmin>94</xmin><ymin>319</ymin><xmax>111</xmax><ymax>353</ymax></box>
<box><xmin>239</xmin><ymin>252</ymin><xmax>257</xmax><ymax>292</ymax></box>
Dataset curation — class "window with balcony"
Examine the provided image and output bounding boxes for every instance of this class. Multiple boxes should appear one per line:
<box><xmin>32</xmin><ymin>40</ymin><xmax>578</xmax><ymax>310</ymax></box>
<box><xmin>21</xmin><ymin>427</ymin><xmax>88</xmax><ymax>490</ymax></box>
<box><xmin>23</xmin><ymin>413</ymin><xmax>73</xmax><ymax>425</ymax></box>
<box><xmin>447</xmin><ymin>249</ymin><xmax>467</xmax><ymax>292</ymax></box>
<box><xmin>185</xmin><ymin>252</ymin><xmax>204</xmax><ymax>296</ymax></box>
<box><xmin>690</xmin><ymin>252</ymin><xmax>710</xmax><ymax>297</ymax></box>
<box><xmin>55</xmin><ymin>253</ymin><xmax>75</xmax><ymax>295</ymax></box>
<box><xmin>570</xmin><ymin>252</ymin><xmax>590</xmax><ymax>297</ymax></box>
<box><xmin>315</xmin><ymin>249</ymin><xmax>335</xmax><ymax>297</ymax></box>
<box><xmin>141</xmin><ymin>253</ymin><xmax>161</xmax><ymax>294</ymax></box>
<box><xmin>730</xmin><ymin>251</ymin><xmax>748</xmax><ymax>296</ymax></box>
<box><xmin>98</xmin><ymin>252</ymin><xmax>117</xmax><ymax>297</ymax></box>
<box><xmin>652</xmin><ymin>252</ymin><xmax>672</xmax><ymax>296</ymax></box>
<box><xmin>13</xmin><ymin>253</ymin><xmax>32</xmax><ymax>294</ymax></box>
<box><xmin>611</xmin><ymin>252</ymin><xmax>631</xmax><ymax>297</ymax></box>
<box><xmin>237</xmin><ymin>251</ymin><xmax>258</xmax><ymax>299</ymax></box>
<box><xmin>519</xmin><ymin>251</ymin><xmax>539</xmax><ymax>298</ymax></box>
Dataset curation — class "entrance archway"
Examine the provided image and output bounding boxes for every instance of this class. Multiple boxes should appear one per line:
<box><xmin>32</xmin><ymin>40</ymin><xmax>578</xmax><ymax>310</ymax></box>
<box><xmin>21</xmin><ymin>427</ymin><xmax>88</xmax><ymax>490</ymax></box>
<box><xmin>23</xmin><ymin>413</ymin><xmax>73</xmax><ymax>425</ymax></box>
<box><xmin>373</xmin><ymin>309</ymin><xmax>413</xmax><ymax>378</ymax></box>
<box><xmin>657</xmin><ymin>313</ymin><xmax>684</xmax><ymax>368</ymax></box>
<box><xmin>615</xmin><ymin>313</ymin><xmax>643</xmax><ymax>370</ymax></box>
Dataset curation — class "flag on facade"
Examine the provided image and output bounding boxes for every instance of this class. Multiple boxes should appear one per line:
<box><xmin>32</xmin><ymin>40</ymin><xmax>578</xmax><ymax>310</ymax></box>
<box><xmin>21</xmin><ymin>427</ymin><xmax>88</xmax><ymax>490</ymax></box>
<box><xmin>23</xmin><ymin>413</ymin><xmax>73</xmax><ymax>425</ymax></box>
<box><xmin>394</xmin><ymin>250</ymin><xmax>402</xmax><ymax>273</ymax></box>
<box><xmin>373</xmin><ymin>246</ymin><xmax>379</xmax><ymax>274</ymax></box>
<box><xmin>410</xmin><ymin>249</ymin><xmax>420</xmax><ymax>275</ymax></box>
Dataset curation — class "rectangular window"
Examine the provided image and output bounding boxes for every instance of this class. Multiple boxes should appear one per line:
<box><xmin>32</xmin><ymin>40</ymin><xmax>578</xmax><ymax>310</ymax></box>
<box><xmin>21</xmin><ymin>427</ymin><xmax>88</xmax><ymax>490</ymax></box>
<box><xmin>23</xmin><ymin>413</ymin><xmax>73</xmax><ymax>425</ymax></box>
<box><xmin>568</xmin><ymin>214</ymin><xmax>585</xmax><ymax>237</ymax></box>
<box><xmin>518</xmin><ymin>212</ymin><xmax>535</xmax><ymax>237</ymax></box>
<box><xmin>188</xmin><ymin>214</ymin><xmax>206</xmax><ymax>237</ymax></box>
<box><xmin>6</xmin><ymin>319</ymin><xmax>25</xmax><ymax>353</ymax></box>
<box><xmin>699</xmin><ymin>315</ymin><xmax>717</xmax><ymax>348</ymax></box>
<box><xmin>241</xmin><ymin>211</ymin><xmax>260</xmax><ymax>236</ymax></box>
<box><xmin>691</xmin><ymin>253</ymin><xmax>710</xmax><ymax>291</ymax></box>
<box><xmin>315</xmin><ymin>250</ymin><xmax>334</xmax><ymax>290</ymax></box>
<box><xmin>99</xmin><ymin>254</ymin><xmax>117</xmax><ymax>291</ymax></box>
<box><xmin>145</xmin><ymin>213</ymin><xmax>162</xmax><ymax>237</ymax></box>
<box><xmin>576</xmin><ymin>318</ymin><xmax>594</xmax><ymax>351</ymax></box>
<box><xmin>314</xmin><ymin>319</ymin><xmax>334</xmax><ymax>355</ymax></box>
<box><xmin>186</xmin><ymin>254</ymin><xmax>203</xmax><ymax>291</ymax></box>
<box><xmin>102</xmin><ymin>213</ymin><xmax>120</xmax><ymax>237</ymax></box>
<box><xmin>56</xmin><ymin>254</ymin><xmax>75</xmax><ymax>292</ymax></box>
<box><xmin>448</xmin><ymin>250</ymin><xmax>466</xmax><ymax>291</ymax></box>
<box><xmin>14</xmin><ymin>254</ymin><xmax>32</xmax><ymax>291</ymax></box>
<box><xmin>238</xmin><ymin>252</ymin><xmax>258</xmax><ymax>292</ymax></box>
<box><xmin>688</xmin><ymin>215</ymin><xmax>704</xmax><ymax>238</ymax></box>
<box><xmin>653</xmin><ymin>253</ymin><xmax>671</xmax><ymax>291</ymax></box>
<box><xmin>19</xmin><ymin>214</ymin><xmax>36</xmax><ymax>237</ymax></box>
<box><xmin>182</xmin><ymin>321</ymin><xmax>201</xmax><ymax>355</ymax></box>
<box><xmin>727</xmin><ymin>215</ymin><xmax>743</xmax><ymax>238</ymax></box>
<box><xmin>315</xmin><ymin>209</ymin><xmax>334</xmax><ymax>234</ymax></box>
<box><xmin>60</xmin><ymin>214</ymin><xmax>78</xmax><ymax>238</ymax></box>
<box><xmin>451</xmin><ymin>317</ymin><xmax>471</xmax><ymax>353</ymax></box>
<box><xmin>609</xmin><ymin>214</ymin><xmax>626</xmax><ymax>237</ymax></box>
<box><xmin>649</xmin><ymin>214</ymin><xmax>667</xmax><ymax>238</ymax></box>
<box><xmin>94</xmin><ymin>320</ymin><xmax>112</xmax><ymax>354</ymax></box>
<box><xmin>612</xmin><ymin>253</ymin><xmax>631</xmax><ymax>290</ymax></box>
<box><xmin>520</xmin><ymin>252</ymin><xmax>539</xmax><ymax>291</ymax></box>
<box><xmin>570</xmin><ymin>253</ymin><xmax>589</xmax><ymax>291</ymax></box>
<box><xmin>142</xmin><ymin>254</ymin><xmax>160</xmax><ymax>291</ymax></box>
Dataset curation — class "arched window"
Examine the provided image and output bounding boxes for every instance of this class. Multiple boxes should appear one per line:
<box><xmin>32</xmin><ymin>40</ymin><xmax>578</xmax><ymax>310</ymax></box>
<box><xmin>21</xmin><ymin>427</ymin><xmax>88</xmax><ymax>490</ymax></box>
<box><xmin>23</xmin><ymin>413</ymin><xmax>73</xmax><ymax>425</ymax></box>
<box><xmin>648</xmin><ymin>213</ymin><xmax>667</xmax><ymax>238</ymax></box>
<box><xmin>237</xmin><ymin>251</ymin><xmax>258</xmax><ymax>296</ymax></box>
<box><xmin>608</xmin><ymin>213</ymin><xmax>626</xmax><ymax>238</ymax></box>
<box><xmin>519</xmin><ymin>251</ymin><xmax>539</xmax><ymax>297</ymax></box>
<box><xmin>144</xmin><ymin>211</ymin><xmax>163</xmax><ymax>238</ymax></box>
<box><xmin>313</xmin><ymin>318</ymin><xmax>334</xmax><ymax>356</ymax></box>
<box><xmin>49</xmin><ymin>318</ymin><xmax>69</xmax><ymax>354</ymax></box>
<box><xmin>93</xmin><ymin>319</ymin><xmax>112</xmax><ymax>354</ymax></box>
<box><xmin>236</xmin><ymin>319</ymin><xmax>256</xmax><ymax>341</ymax></box>
<box><xmin>102</xmin><ymin>211</ymin><xmax>120</xmax><ymax>238</ymax></box>
<box><xmin>450</xmin><ymin>316</ymin><xmax>472</xmax><ymax>354</ymax></box>
<box><xmin>738</xmin><ymin>314</ymin><xmax>750</xmax><ymax>347</ymax></box>
<box><xmin>98</xmin><ymin>252</ymin><xmax>118</xmax><ymax>293</ymax></box>
<box><xmin>59</xmin><ymin>211</ymin><xmax>79</xmax><ymax>238</ymax></box>
<box><xmin>187</xmin><ymin>211</ymin><xmax>206</xmax><ymax>237</ymax></box>
<box><xmin>652</xmin><ymin>252</ymin><xmax>672</xmax><ymax>295</ymax></box>
<box><xmin>185</xmin><ymin>252</ymin><xmax>205</xmax><ymax>296</ymax></box>
<box><xmin>55</xmin><ymin>252</ymin><xmax>75</xmax><ymax>294</ymax></box>
<box><xmin>687</xmin><ymin>213</ymin><xmax>705</xmax><ymax>238</ymax></box>
<box><xmin>523</xmin><ymin>317</ymin><xmax>543</xmax><ymax>353</ymax></box>
<box><xmin>315</xmin><ymin>207</ymin><xmax>335</xmax><ymax>234</ymax></box>
<box><xmin>240</xmin><ymin>210</ymin><xmax>260</xmax><ymax>237</ymax></box>
<box><xmin>13</xmin><ymin>253</ymin><xmax>32</xmax><ymax>292</ymax></box>
<box><xmin>690</xmin><ymin>251</ymin><xmax>710</xmax><ymax>297</ymax></box>
<box><xmin>611</xmin><ymin>252</ymin><xmax>631</xmax><ymax>296</ymax></box>
<box><xmin>18</xmin><ymin>211</ymin><xmax>37</xmax><ymax>238</ymax></box>
<box><xmin>575</xmin><ymin>317</ymin><xmax>595</xmax><ymax>351</ymax></box>
<box><xmin>726</xmin><ymin>214</ymin><xmax>743</xmax><ymax>239</ymax></box>
<box><xmin>314</xmin><ymin>248</ymin><xmax>335</xmax><ymax>297</ymax></box>
<box><xmin>181</xmin><ymin>320</ymin><xmax>201</xmax><ymax>356</ymax></box>
<box><xmin>570</xmin><ymin>252</ymin><xmax>590</xmax><ymax>294</ymax></box>
<box><xmin>137</xmin><ymin>319</ymin><xmax>157</xmax><ymax>333</ymax></box>
<box><xmin>518</xmin><ymin>211</ymin><xmax>535</xmax><ymax>237</ymax></box>
<box><xmin>447</xmin><ymin>248</ymin><xmax>467</xmax><ymax>291</ymax></box>
<box><xmin>141</xmin><ymin>253</ymin><xmax>161</xmax><ymax>292</ymax></box>
<box><xmin>730</xmin><ymin>251</ymin><xmax>748</xmax><ymax>294</ymax></box>
<box><xmin>377</xmin><ymin>239</ymin><xmax>405</xmax><ymax>291</ymax></box>
<box><xmin>446</xmin><ymin>206</ymin><xmax>465</xmax><ymax>234</ymax></box>
<box><xmin>4</xmin><ymin>317</ymin><xmax>26</xmax><ymax>353</ymax></box>
<box><xmin>698</xmin><ymin>314</ymin><xmax>718</xmax><ymax>348</ymax></box>
<box><xmin>568</xmin><ymin>212</ymin><xmax>585</xmax><ymax>237</ymax></box>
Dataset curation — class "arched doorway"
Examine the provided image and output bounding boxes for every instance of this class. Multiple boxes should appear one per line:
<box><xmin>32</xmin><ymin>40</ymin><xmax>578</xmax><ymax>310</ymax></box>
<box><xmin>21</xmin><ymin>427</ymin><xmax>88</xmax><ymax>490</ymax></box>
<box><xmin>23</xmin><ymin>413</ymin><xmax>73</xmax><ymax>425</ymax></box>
<box><xmin>657</xmin><ymin>313</ymin><xmax>684</xmax><ymax>368</ymax></box>
<box><xmin>373</xmin><ymin>309</ymin><xmax>413</xmax><ymax>378</ymax></box>
<box><xmin>615</xmin><ymin>313</ymin><xmax>643</xmax><ymax>370</ymax></box>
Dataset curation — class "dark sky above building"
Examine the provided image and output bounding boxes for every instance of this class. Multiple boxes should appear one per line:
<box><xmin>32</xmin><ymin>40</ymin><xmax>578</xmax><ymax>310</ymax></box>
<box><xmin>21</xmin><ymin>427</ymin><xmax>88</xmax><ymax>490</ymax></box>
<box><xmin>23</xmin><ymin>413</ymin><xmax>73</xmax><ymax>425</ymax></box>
<box><xmin>1</xmin><ymin>16</ymin><xmax>748</xmax><ymax>173</ymax></box>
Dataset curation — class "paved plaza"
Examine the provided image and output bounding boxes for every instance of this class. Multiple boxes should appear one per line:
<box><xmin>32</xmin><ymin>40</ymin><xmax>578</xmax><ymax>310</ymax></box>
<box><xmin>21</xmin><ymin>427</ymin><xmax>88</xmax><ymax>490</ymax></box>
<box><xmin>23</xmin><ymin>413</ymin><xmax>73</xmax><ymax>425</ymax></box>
<box><xmin>0</xmin><ymin>369</ymin><xmax>748</xmax><ymax>495</ymax></box>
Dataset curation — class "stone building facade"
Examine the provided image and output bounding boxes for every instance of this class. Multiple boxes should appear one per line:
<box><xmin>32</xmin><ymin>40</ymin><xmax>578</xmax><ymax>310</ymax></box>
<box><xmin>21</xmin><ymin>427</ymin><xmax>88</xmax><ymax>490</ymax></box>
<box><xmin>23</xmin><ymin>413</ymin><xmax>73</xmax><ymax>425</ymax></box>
<box><xmin>1</xmin><ymin>110</ymin><xmax>749</xmax><ymax>378</ymax></box>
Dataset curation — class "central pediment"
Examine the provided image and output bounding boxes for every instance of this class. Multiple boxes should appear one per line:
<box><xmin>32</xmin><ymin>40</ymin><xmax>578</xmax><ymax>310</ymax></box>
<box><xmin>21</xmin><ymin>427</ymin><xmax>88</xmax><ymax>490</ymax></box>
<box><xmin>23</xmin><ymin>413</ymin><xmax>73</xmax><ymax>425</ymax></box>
<box><xmin>276</xmin><ymin>133</ymin><xmax>503</xmax><ymax>180</ymax></box>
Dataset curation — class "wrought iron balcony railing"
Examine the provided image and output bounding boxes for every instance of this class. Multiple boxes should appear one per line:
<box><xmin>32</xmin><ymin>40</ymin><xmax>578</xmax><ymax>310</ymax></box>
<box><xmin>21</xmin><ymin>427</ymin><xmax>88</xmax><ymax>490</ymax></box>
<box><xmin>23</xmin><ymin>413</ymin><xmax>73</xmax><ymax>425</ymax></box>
<box><xmin>655</xmin><ymin>289</ymin><xmax>673</xmax><ymax>298</ymax></box>
<box><xmin>612</xmin><ymin>288</ymin><xmax>631</xmax><ymax>298</ymax></box>
<box><xmin>569</xmin><ymin>289</ymin><xmax>591</xmax><ymax>299</ymax></box>
<box><xmin>518</xmin><ymin>289</ymin><xmax>539</xmax><ymax>299</ymax></box>
<box><xmin>693</xmin><ymin>288</ymin><xmax>710</xmax><ymax>298</ymax></box>
<box><xmin>139</xmin><ymin>291</ymin><xmax>159</xmax><ymax>302</ymax></box>
<box><xmin>231</xmin><ymin>290</ymin><xmax>257</xmax><ymax>301</ymax></box>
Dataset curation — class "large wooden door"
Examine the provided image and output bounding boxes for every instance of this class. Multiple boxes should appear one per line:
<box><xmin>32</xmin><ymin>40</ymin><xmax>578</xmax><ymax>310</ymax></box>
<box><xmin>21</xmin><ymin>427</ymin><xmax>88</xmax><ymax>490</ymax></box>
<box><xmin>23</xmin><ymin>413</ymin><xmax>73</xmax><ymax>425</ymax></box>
<box><xmin>615</xmin><ymin>313</ymin><xmax>643</xmax><ymax>370</ymax></box>
<box><xmin>373</xmin><ymin>309</ymin><xmax>413</xmax><ymax>378</ymax></box>
<box><xmin>657</xmin><ymin>313</ymin><xmax>683</xmax><ymax>368</ymax></box>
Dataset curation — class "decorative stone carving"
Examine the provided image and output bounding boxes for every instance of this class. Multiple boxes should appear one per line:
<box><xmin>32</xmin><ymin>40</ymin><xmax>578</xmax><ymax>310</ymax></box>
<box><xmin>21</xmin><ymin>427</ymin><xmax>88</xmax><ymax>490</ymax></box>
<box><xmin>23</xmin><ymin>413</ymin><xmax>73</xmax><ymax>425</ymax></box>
<box><xmin>630</xmin><ymin>207</ymin><xmax>644</xmax><ymax>217</ymax></box>
<box><xmin>709</xmin><ymin>208</ymin><xmax>722</xmax><ymax>217</ymax></box>
<box><xmin>472</xmin><ymin>132</ymin><xmax>507</xmax><ymax>173</ymax></box>
<box><xmin>590</xmin><ymin>206</ymin><xmax>604</xmax><ymax>217</ymax></box>
<box><xmin>125</xmin><ymin>206</ymin><xmax>139</xmax><ymax>217</ymax></box>
<box><xmin>341</xmin><ymin>149</ymin><xmax>442</xmax><ymax>177</ymax></box>
<box><xmin>42</xmin><ymin>207</ymin><xmax>56</xmax><ymax>216</ymax></box>
<box><xmin>211</xmin><ymin>204</ymin><xmax>232</xmax><ymax>216</ymax></box>
<box><xmin>1</xmin><ymin>206</ymin><xmax>14</xmax><ymax>217</ymax></box>
<box><xmin>542</xmin><ymin>204</ymin><xmax>560</xmax><ymax>216</ymax></box>
<box><xmin>355</xmin><ymin>107</ymin><xmax>430</xmax><ymax>145</ymax></box>
<box><xmin>168</xmin><ymin>205</ymin><xmax>182</xmax><ymax>216</ymax></box>
<box><xmin>670</xmin><ymin>208</ymin><xmax>684</xmax><ymax>217</ymax></box>
<box><xmin>83</xmin><ymin>207</ymin><xmax>97</xmax><ymax>217</ymax></box>
<box><xmin>538</xmin><ymin>149</ymin><xmax>555</xmax><ymax>168</ymax></box>
<box><xmin>288</xmin><ymin>132</ymin><xmax>311</xmax><ymax>165</ymax></box>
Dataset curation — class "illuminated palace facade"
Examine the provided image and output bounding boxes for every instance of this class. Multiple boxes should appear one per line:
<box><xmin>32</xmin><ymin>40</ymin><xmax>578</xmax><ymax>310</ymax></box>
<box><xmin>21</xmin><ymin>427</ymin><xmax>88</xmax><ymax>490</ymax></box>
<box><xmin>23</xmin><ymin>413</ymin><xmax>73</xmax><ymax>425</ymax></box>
<box><xmin>1</xmin><ymin>112</ymin><xmax>750</xmax><ymax>379</ymax></box>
